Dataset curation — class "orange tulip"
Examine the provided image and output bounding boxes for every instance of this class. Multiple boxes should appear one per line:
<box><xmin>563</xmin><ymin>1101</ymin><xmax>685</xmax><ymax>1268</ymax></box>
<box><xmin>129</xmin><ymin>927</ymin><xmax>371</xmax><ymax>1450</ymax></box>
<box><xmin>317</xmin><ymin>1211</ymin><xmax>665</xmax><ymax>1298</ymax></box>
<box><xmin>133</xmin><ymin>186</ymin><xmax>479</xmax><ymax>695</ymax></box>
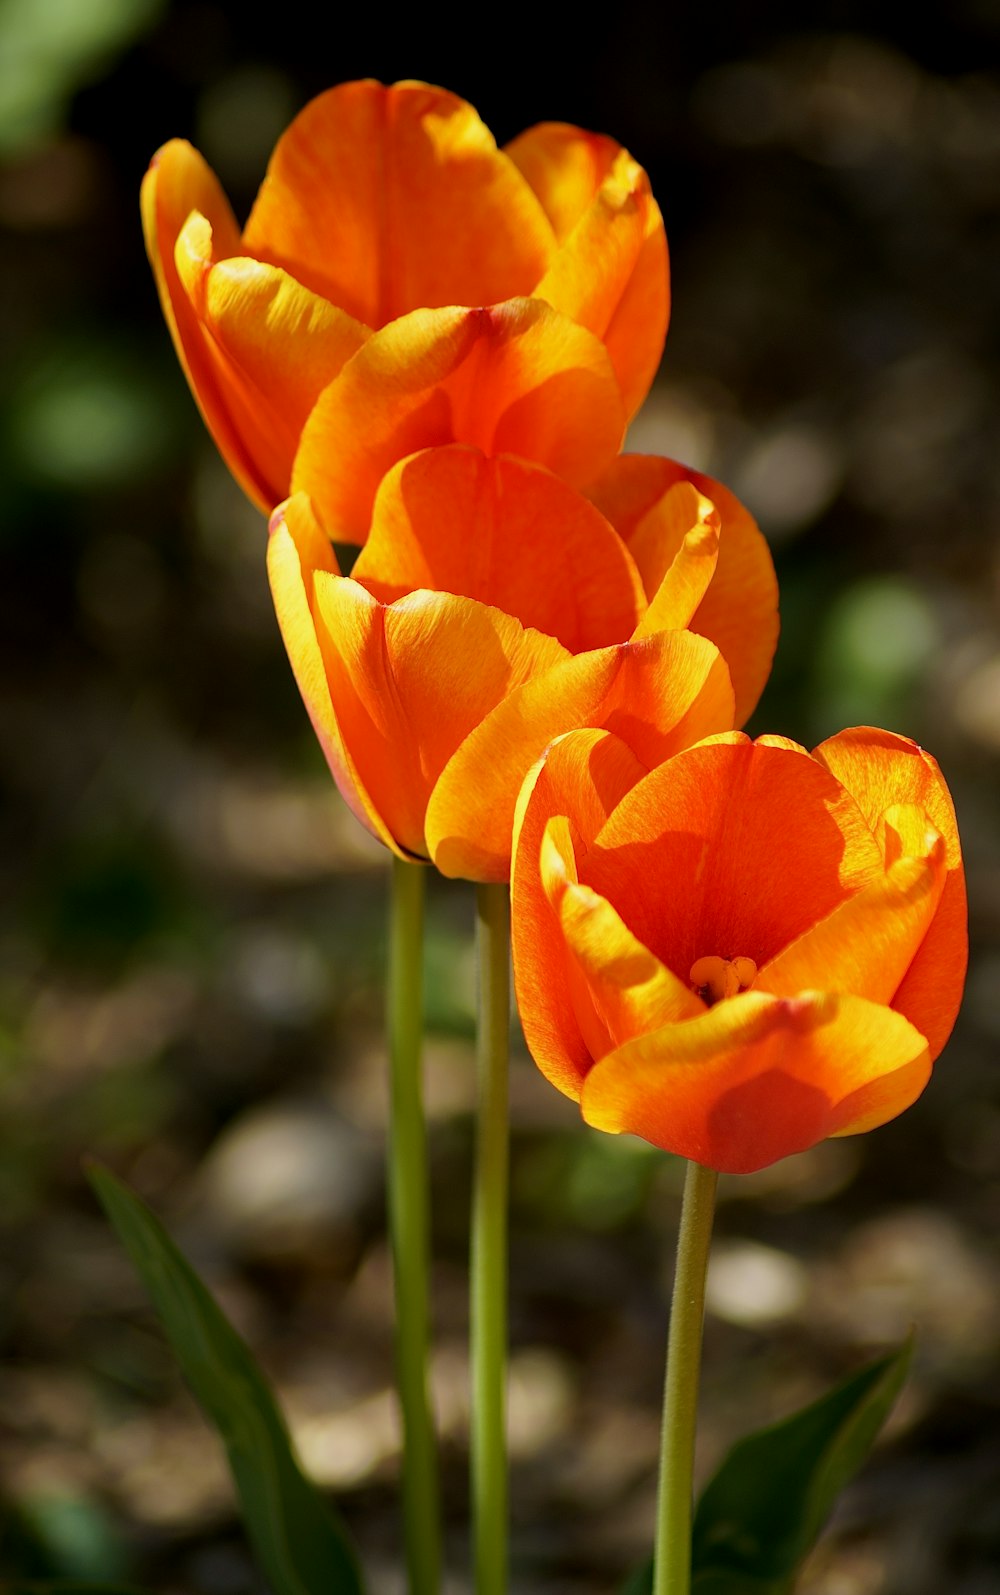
<box><xmin>511</xmin><ymin>726</ymin><xmax>966</xmax><ymax>1174</ymax></box>
<box><xmin>267</xmin><ymin>446</ymin><xmax>745</xmax><ymax>882</ymax></box>
<box><xmin>143</xmin><ymin>79</ymin><xmax>668</xmax><ymax>519</ymax></box>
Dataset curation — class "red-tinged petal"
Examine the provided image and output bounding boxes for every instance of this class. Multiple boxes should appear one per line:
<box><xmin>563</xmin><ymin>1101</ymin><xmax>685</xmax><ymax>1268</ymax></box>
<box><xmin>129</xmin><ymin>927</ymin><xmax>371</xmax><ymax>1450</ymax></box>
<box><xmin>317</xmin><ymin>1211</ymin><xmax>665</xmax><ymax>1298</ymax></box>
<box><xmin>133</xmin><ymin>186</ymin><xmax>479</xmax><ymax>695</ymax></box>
<box><xmin>579</xmin><ymin>989</ymin><xmax>931</xmax><ymax>1174</ymax></box>
<box><xmin>141</xmin><ymin>140</ymin><xmax>274</xmax><ymax>508</ymax></box>
<box><xmin>176</xmin><ymin>216</ymin><xmax>369</xmax><ymax>507</ymax></box>
<box><xmin>266</xmin><ymin>495</ymin><xmax>398</xmax><ymax>853</ymax></box>
<box><xmin>426</xmin><ymin>629</ymin><xmax>734</xmax><ymax>882</ymax></box>
<box><xmin>353</xmin><ymin>445</ymin><xmax>645</xmax><ymax>651</ymax></box>
<box><xmin>292</xmin><ymin>300</ymin><xmax>627</xmax><ymax>543</ymax></box>
<box><xmin>243</xmin><ymin>80</ymin><xmax>555</xmax><ymax>329</ymax></box>
<box><xmin>584</xmin><ymin>738</ymin><xmax>884</xmax><ymax>983</ymax></box>
<box><xmin>631</xmin><ymin>484</ymin><xmax>720</xmax><ymax>639</ymax></box>
<box><xmin>813</xmin><ymin>728</ymin><xmax>967</xmax><ymax>1055</ymax></box>
<box><xmin>310</xmin><ymin>580</ymin><xmax>568</xmax><ymax>858</ymax></box>
<box><xmin>510</xmin><ymin>728</ymin><xmax>651</xmax><ymax>1098</ymax></box>
<box><xmin>587</xmin><ymin>456</ymin><xmax>778</xmax><ymax>724</ymax></box>
<box><xmin>758</xmin><ymin>807</ymin><xmax>946</xmax><ymax>1005</ymax></box>
<box><xmin>528</xmin><ymin>146</ymin><xmax>669</xmax><ymax>419</ymax></box>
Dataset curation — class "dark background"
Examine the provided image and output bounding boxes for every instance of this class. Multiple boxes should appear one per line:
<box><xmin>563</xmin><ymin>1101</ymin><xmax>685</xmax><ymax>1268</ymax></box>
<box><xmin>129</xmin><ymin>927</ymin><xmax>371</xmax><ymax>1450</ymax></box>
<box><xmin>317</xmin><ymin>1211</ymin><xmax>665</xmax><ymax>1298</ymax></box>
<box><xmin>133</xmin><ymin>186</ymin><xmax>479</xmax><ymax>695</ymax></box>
<box><xmin>2</xmin><ymin>1</ymin><xmax>999</xmax><ymax>1590</ymax></box>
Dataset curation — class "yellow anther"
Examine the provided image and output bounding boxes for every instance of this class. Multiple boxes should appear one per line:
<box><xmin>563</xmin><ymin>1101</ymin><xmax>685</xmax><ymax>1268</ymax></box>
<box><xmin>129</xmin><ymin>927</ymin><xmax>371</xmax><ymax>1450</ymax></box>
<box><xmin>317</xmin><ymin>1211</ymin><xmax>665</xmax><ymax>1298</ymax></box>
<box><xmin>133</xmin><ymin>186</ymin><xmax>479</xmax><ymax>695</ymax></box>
<box><xmin>690</xmin><ymin>954</ymin><xmax>758</xmax><ymax>1005</ymax></box>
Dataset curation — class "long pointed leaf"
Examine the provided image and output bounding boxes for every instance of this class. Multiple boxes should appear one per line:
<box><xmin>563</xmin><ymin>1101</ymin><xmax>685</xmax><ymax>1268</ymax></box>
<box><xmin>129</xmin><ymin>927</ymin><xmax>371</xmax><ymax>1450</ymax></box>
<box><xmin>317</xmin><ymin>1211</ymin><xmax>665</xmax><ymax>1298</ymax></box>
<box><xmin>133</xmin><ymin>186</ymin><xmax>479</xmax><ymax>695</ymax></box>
<box><xmin>89</xmin><ymin>1164</ymin><xmax>365</xmax><ymax>1595</ymax></box>
<box><xmin>621</xmin><ymin>1339</ymin><xmax>911</xmax><ymax>1595</ymax></box>
<box><xmin>692</xmin><ymin>1338</ymin><xmax>912</xmax><ymax>1587</ymax></box>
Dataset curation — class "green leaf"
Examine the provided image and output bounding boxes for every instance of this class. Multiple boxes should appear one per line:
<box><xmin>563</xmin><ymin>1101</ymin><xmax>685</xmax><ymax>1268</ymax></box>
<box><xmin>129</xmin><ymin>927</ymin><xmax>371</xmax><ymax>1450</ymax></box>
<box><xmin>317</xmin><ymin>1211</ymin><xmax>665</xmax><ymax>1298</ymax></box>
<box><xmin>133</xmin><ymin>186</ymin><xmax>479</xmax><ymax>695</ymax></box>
<box><xmin>692</xmin><ymin>1339</ymin><xmax>912</xmax><ymax>1588</ymax></box>
<box><xmin>88</xmin><ymin>1164</ymin><xmax>365</xmax><ymax>1595</ymax></box>
<box><xmin>620</xmin><ymin>1340</ymin><xmax>911</xmax><ymax>1595</ymax></box>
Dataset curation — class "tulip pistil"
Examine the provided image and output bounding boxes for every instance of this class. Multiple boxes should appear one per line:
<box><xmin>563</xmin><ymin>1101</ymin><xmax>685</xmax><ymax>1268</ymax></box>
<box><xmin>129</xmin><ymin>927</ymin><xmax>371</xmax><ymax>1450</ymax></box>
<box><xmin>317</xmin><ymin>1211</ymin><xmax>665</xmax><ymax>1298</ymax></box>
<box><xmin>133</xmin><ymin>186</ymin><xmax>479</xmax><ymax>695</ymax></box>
<box><xmin>689</xmin><ymin>954</ymin><xmax>757</xmax><ymax>1006</ymax></box>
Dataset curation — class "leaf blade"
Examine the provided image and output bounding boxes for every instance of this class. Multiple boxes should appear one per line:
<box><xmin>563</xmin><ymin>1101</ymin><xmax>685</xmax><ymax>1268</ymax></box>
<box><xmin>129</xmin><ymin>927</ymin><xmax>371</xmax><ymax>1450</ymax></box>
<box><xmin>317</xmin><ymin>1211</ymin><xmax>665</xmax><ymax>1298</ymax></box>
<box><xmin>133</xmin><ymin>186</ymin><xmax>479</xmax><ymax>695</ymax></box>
<box><xmin>89</xmin><ymin>1164</ymin><xmax>365</xmax><ymax>1595</ymax></box>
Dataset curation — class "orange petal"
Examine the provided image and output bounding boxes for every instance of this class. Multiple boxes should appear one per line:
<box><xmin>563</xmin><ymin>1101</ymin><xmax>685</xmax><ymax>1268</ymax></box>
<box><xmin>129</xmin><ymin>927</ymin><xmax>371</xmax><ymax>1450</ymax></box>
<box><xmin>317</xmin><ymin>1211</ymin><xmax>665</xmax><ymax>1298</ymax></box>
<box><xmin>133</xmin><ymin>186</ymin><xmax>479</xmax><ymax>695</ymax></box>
<box><xmin>243</xmin><ymin>80</ymin><xmax>555</xmax><ymax>329</ymax></box>
<box><xmin>517</xmin><ymin>133</ymin><xmax>668</xmax><ymax>419</ymax></box>
<box><xmin>759</xmin><ymin>805</ymin><xmax>946</xmax><ymax>1004</ymax></box>
<box><xmin>631</xmin><ymin>484</ymin><xmax>720</xmax><ymax>639</ymax></box>
<box><xmin>353</xmin><ymin>445</ymin><xmax>645</xmax><ymax>651</ymax></box>
<box><xmin>510</xmin><ymin>728</ymin><xmax>651</xmax><ymax>1098</ymax></box>
<box><xmin>141</xmin><ymin>140</ymin><xmax>275</xmax><ymax>508</ymax></box>
<box><xmin>579</xmin><ymin>989</ymin><xmax>931</xmax><ymax>1174</ymax></box>
<box><xmin>310</xmin><ymin>579</ymin><xmax>568</xmax><ymax>858</ymax></box>
<box><xmin>426</xmin><ymin>629</ymin><xmax>734</xmax><ymax>882</ymax></box>
<box><xmin>587</xmin><ymin>456</ymin><xmax>778</xmax><ymax>723</ymax></box>
<box><xmin>583</xmin><ymin>737</ymin><xmax>884</xmax><ymax>983</ymax></box>
<box><xmin>292</xmin><ymin>300</ymin><xmax>627</xmax><ymax>543</ymax></box>
<box><xmin>266</xmin><ymin>495</ymin><xmax>398</xmax><ymax>852</ymax></box>
<box><xmin>504</xmin><ymin>122</ymin><xmax>623</xmax><ymax>242</ymax></box>
<box><xmin>176</xmin><ymin>215</ymin><xmax>369</xmax><ymax>507</ymax></box>
<box><xmin>813</xmin><ymin>728</ymin><xmax>967</xmax><ymax>1055</ymax></box>
<box><xmin>543</xmin><ymin>822</ymin><xmax>703</xmax><ymax>1053</ymax></box>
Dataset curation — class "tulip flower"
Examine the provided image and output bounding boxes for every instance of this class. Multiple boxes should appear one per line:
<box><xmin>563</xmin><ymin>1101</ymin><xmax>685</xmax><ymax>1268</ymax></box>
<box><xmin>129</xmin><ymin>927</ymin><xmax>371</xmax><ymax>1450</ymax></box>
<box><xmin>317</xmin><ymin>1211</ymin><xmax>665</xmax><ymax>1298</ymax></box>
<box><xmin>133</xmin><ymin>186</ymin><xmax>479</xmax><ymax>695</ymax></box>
<box><xmin>267</xmin><ymin>445</ymin><xmax>760</xmax><ymax>882</ymax></box>
<box><xmin>143</xmin><ymin>79</ymin><xmax>668</xmax><ymax>519</ymax></box>
<box><xmin>511</xmin><ymin>726</ymin><xmax>966</xmax><ymax>1174</ymax></box>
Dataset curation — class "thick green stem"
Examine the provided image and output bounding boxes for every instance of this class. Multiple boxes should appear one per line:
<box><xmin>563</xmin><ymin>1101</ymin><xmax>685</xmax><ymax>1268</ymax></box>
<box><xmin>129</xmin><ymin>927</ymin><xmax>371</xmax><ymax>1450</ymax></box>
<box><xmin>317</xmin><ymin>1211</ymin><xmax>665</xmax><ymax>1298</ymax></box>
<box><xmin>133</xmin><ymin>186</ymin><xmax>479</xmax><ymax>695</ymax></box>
<box><xmin>654</xmin><ymin>1159</ymin><xmax>718</xmax><ymax>1595</ymax></box>
<box><xmin>387</xmin><ymin>856</ymin><xmax>441</xmax><ymax>1595</ymax></box>
<box><xmin>471</xmin><ymin>881</ymin><xmax>511</xmax><ymax>1595</ymax></box>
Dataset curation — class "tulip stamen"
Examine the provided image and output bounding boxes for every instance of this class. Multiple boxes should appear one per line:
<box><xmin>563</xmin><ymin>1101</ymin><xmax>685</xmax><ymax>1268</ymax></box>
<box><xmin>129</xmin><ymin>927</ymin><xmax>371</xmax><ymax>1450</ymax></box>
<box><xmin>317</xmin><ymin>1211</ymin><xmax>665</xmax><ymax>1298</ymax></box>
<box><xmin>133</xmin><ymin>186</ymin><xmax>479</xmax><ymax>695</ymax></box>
<box><xmin>690</xmin><ymin>954</ymin><xmax>758</xmax><ymax>1006</ymax></box>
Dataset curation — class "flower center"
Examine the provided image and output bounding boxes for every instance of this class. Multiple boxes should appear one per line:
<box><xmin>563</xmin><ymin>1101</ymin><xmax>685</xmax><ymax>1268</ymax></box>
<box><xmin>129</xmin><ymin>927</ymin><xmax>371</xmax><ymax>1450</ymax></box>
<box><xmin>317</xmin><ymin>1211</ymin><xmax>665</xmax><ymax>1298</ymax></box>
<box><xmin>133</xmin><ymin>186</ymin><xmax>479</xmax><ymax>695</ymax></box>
<box><xmin>689</xmin><ymin>954</ymin><xmax>758</xmax><ymax>1006</ymax></box>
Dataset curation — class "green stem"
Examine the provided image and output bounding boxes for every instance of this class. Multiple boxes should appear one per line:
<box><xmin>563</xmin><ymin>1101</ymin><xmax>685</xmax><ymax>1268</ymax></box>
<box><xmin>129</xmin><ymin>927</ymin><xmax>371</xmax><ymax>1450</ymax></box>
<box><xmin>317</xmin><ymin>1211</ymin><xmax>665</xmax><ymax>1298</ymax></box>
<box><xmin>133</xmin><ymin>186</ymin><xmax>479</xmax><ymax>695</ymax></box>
<box><xmin>654</xmin><ymin>1159</ymin><xmax>718</xmax><ymax>1595</ymax></box>
<box><xmin>387</xmin><ymin>856</ymin><xmax>441</xmax><ymax>1595</ymax></box>
<box><xmin>471</xmin><ymin>881</ymin><xmax>511</xmax><ymax>1595</ymax></box>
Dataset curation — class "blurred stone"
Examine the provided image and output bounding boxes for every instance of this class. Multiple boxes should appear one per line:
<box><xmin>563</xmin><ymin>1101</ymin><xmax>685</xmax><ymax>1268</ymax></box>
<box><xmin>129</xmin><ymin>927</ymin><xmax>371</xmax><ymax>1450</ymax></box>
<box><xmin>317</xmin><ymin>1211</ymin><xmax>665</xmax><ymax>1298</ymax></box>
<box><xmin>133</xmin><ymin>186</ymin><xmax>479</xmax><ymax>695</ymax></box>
<box><xmin>706</xmin><ymin>1239</ymin><xmax>808</xmax><ymax>1327</ymax></box>
<box><xmin>197</xmin><ymin>1099</ymin><xmax>381</xmax><ymax>1262</ymax></box>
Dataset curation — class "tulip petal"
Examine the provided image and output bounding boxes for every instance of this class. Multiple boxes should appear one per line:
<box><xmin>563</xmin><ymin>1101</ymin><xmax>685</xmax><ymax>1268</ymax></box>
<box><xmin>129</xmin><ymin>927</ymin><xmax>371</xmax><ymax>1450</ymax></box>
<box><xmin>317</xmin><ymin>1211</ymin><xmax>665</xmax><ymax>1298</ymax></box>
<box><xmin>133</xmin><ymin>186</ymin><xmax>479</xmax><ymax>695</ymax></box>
<box><xmin>510</xmin><ymin>727</ymin><xmax>651</xmax><ymax>1097</ymax></box>
<box><xmin>426</xmin><ymin>630</ymin><xmax>734</xmax><ymax>882</ymax></box>
<box><xmin>512</xmin><ymin>129</ymin><xmax>668</xmax><ymax>419</ymax></box>
<box><xmin>141</xmin><ymin>140</ymin><xmax>275</xmax><ymax>508</ymax></box>
<box><xmin>176</xmin><ymin>216</ymin><xmax>369</xmax><ymax>507</ymax></box>
<box><xmin>309</xmin><ymin>580</ymin><xmax>568</xmax><ymax>858</ymax></box>
<box><xmin>266</xmin><ymin>495</ymin><xmax>398</xmax><ymax>852</ymax></box>
<box><xmin>587</xmin><ymin>456</ymin><xmax>778</xmax><ymax>723</ymax></box>
<box><xmin>579</xmin><ymin>989</ymin><xmax>931</xmax><ymax>1174</ymax></box>
<box><xmin>813</xmin><ymin>728</ymin><xmax>967</xmax><ymax>1055</ymax></box>
<box><xmin>292</xmin><ymin>300</ymin><xmax>628</xmax><ymax>543</ymax></box>
<box><xmin>584</xmin><ymin>738</ymin><xmax>884</xmax><ymax>982</ymax></box>
<box><xmin>630</xmin><ymin>484</ymin><xmax>720</xmax><ymax>639</ymax></box>
<box><xmin>243</xmin><ymin>80</ymin><xmax>556</xmax><ymax>329</ymax></box>
<box><xmin>542</xmin><ymin>821</ymin><xmax>704</xmax><ymax>1053</ymax></box>
<box><xmin>353</xmin><ymin>445</ymin><xmax>645</xmax><ymax>651</ymax></box>
<box><xmin>758</xmin><ymin>807</ymin><xmax>946</xmax><ymax>1005</ymax></box>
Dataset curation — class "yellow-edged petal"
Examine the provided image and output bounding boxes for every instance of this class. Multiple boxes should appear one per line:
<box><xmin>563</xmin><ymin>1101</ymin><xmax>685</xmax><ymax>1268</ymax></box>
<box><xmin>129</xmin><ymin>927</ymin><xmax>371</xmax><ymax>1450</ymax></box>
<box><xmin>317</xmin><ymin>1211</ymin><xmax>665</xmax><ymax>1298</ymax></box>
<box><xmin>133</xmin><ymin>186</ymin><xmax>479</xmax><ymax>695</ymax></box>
<box><xmin>292</xmin><ymin>300</ymin><xmax>628</xmax><ymax>543</ymax></box>
<box><xmin>176</xmin><ymin>215</ymin><xmax>369</xmax><ymax>506</ymax></box>
<box><xmin>579</xmin><ymin>989</ymin><xmax>931</xmax><ymax>1174</ymax></box>
<box><xmin>758</xmin><ymin>806</ymin><xmax>946</xmax><ymax>1004</ymax></box>
<box><xmin>310</xmin><ymin>580</ymin><xmax>568</xmax><ymax>858</ymax></box>
<box><xmin>353</xmin><ymin>445</ymin><xmax>645</xmax><ymax>651</ymax></box>
<box><xmin>426</xmin><ymin>629</ymin><xmax>734</xmax><ymax>882</ymax></box>
<box><xmin>542</xmin><ymin>818</ymin><xmax>703</xmax><ymax>1055</ymax></box>
<box><xmin>510</xmin><ymin>727</ymin><xmax>651</xmax><ymax>1098</ymax></box>
<box><xmin>587</xmin><ymin>456</ymin><xmax>778</xmax><ymax>723</ymax></box>
<box><xmin>814</xmin><ymin>728</ymin><xmax>967</xmax><ymax>1055</ymax></box>
<box><xmin>630</xmin><ymin>484</ymin><xmax>720</xmax><ymax>639</ymax></box>
<box><xmin>266</xmin><ymin>495</ymin><xmax>397</xmax><ymax>852</ymax></box>
<box><xmin>141</xmin><ymin>139</ymin><xmax>275</xmax><ymax>507</ymax></box>
<box><xmin>243</xmin><ymin>79</ymin><xmax>556</xmax><ymax>328</ymax></box>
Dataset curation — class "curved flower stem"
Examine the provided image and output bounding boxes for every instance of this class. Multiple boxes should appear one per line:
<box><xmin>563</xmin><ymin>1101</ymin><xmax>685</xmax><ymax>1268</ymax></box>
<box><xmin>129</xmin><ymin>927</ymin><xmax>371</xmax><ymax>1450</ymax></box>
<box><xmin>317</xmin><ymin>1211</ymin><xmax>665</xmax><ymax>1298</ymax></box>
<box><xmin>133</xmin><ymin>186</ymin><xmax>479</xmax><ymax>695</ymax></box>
<box><xmin>654</xmin><ymin>1159</ymin><xmax>719</xmax><ymax>1595</ymax></box>
<box><xmin>472</xmin><ymin>881</ymin><xmax>511</xmax><ymax>1595</ymax></box>
<box><xmin>387</xmin><ymin>856</ymin><xmax>441</xmax><ymax>1595</ymax></box>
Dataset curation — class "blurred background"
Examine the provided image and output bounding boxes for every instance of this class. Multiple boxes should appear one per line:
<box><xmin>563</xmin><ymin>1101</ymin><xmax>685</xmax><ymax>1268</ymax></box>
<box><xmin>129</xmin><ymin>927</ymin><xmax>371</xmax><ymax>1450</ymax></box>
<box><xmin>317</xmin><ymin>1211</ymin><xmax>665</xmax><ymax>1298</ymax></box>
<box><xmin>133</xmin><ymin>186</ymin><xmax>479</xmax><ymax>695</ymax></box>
<box><xmin>1</xmin><ymin>1</ymin><xmax>999</xmax><ymax>1590</ymax></box>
